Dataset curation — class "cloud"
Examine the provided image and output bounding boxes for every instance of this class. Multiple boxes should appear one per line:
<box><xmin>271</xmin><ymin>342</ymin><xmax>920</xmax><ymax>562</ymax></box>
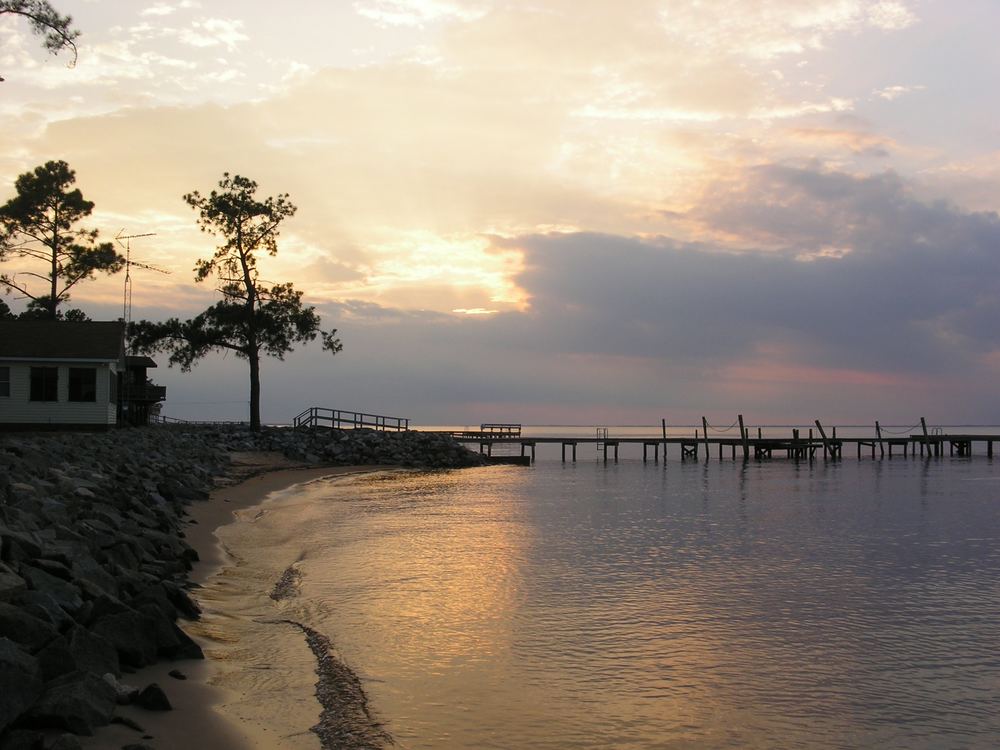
<box><xmin>785</xmin><ymin>126</ymin><xmax>894</xmax><ymax>157</ymax></box>
<box><xmin>867</xmin><ymin>1</ymin><xmax>918</xmax><ymax>30</ymax></box>
<box><xmin>141</xmin><ymin>1</ymin><xmax>201</xmax><ymax>17</ymax></box>
<box><xmin>872</xmin><ymin>84</ymin><xmax>925</xmax><ymax>101</ymax></box>
<box><xmin>501</xmin><ymin>165</ymin><xmax>1000</xmax><ymax>381</ymax></box>
<box><xmin>179</xmin><ymin>18</ymin><xmax>249</xmax><ymax>51</ymax></box>
<box><xmin>51</xmin><ymin>160</ymin><xmax>999</xmax><ymax>425</ymax></box>
<box><xmin>193</xmin><ymin>162</ymin><xmax>995</xmax><ymax>424</ymax></box>
<box><xmin>355</xmin><ymin>0</ymin><xmax>488</xmax><ymax>27</ymax></box>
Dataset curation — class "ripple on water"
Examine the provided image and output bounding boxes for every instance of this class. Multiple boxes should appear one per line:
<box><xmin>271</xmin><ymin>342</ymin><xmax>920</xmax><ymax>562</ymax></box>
<box><xmin>215</xmin><ymin>460</ymin><xmax>1000</xmax><ymax>750</ymax></box>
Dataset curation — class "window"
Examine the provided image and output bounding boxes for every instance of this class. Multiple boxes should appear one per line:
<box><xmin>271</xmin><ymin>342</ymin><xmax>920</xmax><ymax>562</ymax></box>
<box><xmin>109</xmin><ymin>371</ymin><xmax>118</xmax><ymax>404</ymax></box>
<box><xmin>29</xmin><ymin>367</ymin><xmax>58</xmax><ymax>402</ymax></box>
<box><xmin>69</xmin><ymin>368</ymin><xmax>97</xmax><ymax>402</ymax></box>
<box><xmin>0</xmin><ymin>366</ymin><xmax>8</xmax><ymax>397</ymax></box>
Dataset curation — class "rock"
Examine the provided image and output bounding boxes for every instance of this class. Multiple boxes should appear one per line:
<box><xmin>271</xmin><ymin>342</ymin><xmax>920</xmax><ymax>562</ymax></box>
<box><xmin>35</xmin><ymin>638</ymin><xmax>76</xmax><ymax>682</ymax></box>
<box><xmin>18</xmin><ymin>566</ymin><xmax>83</xmax><ymax>616</ymax></box>
<box><xmin>67</xmin><ymin>627</ymin><xmax>121</xmax><ymax>675</ymax></box>
<box><xmin>0</xmin><ymin>603</ymin><xmax>58</xmax><ymax>653</ymax></box>
<box><xmin>134</xmin><ymin>683</ymin><xmax>171</xmax><ymax>711</ymax></box>
<box><xmin>0</xmin><ymin>425</ymin><xmax>483</xmax><ymax>740</ymax></box>
<box><xmin>91</xmin><ymin>611</ymin><xmax>158</xmax><ymax>668</ymax></box>
<box><xmin>82</xmin><ymin>593</ymin><xmax>130</xmax><ymax>625</ymax></box>
<box><xmin>161</xmin><ymin>582</ymin><xmax>200</xmax><ymax>620</ymax></box>
<box><xmin>0</xmin><ymin>563</ymin><xmax>26</xmax><ymax>602</ymax></box>
<box><xmin>131</xmin><ymin>585</ymin><xmax>176</xmax><ymax>621</ymax></box>
<box><xmin>25</xmin><ymin>670</ymin><xmax>116</xmax><ymax>735</ymax></box>
<box><xmin>67</xmin><ymin>557</ymin><xmax>118</xmax><ymax>600</ymax></box>
<box><xmin>162</xmin><ymin>623</ymin><xmax>203</xmax><ymax>661</ymax></box>
<box><xmin>14</xmin><ymin>591</ymin><xmax>73</xmax><ymax>632</ymax></box>
<box><xmin>45</xmin><ymin>734</ymin><xmax>82</xmax><ymax>750</ymax></box>
<box><xmin>0</xmin><ymin>527</ymin><xmax>42</xmax><ymax>564</ymax></box>
<box><xmin>167</xmin><ymin>669</ymin><xmax>186</xmax><ymax>680</ymax></box>
<box><xmin>101</xmin><ymin>673</ymin><xmax>138</xmax><ymax>705</ymax></box>
<box><xmin>0</xmin><ymin>638</ymin><xmax>44</xmax><ymax>734</ymax></box>
<box><xmin>28</xmin><ymin>559</ymin><xmax>72</xmax><ymax>582</ymax></box>
<box><xmin>0</xmin><ymin>729</ymin><xmax>44</xmax><ymax>750</ymax></box>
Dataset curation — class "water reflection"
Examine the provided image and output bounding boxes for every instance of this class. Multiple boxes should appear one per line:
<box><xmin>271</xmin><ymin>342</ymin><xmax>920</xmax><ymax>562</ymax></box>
<box><xmin>217</xmin><ymin>460</ymin><xmax>1000</xmax><ymax>749</ymax></box>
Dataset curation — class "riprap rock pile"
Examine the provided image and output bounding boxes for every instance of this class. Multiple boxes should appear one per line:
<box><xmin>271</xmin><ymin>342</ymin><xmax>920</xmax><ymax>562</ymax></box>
<box><xmin>0</xmin><ymin>425</ymin><xmax>484</xmax><ymax>746</ymax></box>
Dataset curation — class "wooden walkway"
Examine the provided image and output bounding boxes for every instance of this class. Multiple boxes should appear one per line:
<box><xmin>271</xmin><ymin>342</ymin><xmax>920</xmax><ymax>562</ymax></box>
<box><xmin>447</xmin><ymin>421</ymin><xmax>998</xmax><ymax>464</ymax></box>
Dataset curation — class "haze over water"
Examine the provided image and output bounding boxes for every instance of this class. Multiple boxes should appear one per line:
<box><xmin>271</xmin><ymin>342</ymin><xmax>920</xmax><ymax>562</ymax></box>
<box><xmin>202</xmin><ymin>455</ymin><xmax>1000</xmax><ymax>749</ymax></box>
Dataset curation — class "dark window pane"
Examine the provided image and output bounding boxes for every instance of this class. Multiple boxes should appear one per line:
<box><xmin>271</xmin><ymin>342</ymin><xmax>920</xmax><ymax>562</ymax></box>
<box><xmin>109</xmin><ymin>371</ymin><xmax>117</xmax><ymax>403</ymax></box>
<box><xmin>69</xmin><ymin>368</ymin><xmax>97</xmax><ymax>402</ymax></box>
<box><xmin>29</xmin><ymin>367</ymin><xmax>58</xmax><ymax>402</ymax></box>
<box><xmin>0</xmin><ymin>366</ymin><xmax>8</xmax><ymax>398</ymax></box>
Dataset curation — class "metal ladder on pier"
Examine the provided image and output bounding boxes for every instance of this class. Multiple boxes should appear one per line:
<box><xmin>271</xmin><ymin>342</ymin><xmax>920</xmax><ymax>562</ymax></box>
<box><xmin>596</xmin><ymin>426</ymin><xmax>609</xmax><ymax>456</ymax></box>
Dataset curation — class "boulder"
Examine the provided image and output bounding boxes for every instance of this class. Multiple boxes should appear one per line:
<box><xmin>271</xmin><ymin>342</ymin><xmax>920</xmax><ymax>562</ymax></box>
<box><xmin>91</xmin><ymin>611</ymin><xmax>159</xmax><ymax>668</ymax></box>
<box><xmin>67</xmin><ymin>557</ymin><xmax>118</xmax><ymax>600</ymax></box>
<box><xmin>27</xmin><ymin>559</ymin><xmax>71</xmax><ymax>583</ymax></box>
<box><xmin>161</xmin><ymin>582</ymin><xmax>200</xmax><ymax>620</ymax></box>
<box><xmin>134</xmin><ymin>683</ymin><xmax>171</xmax><ymax>711</ymax></box>
<box><xmin>24</xmin><ymin>671</ymin><xmax>116</xmax><ymax>735</ymax></box>
<box><xmin>0</xmin><ymin>638</ymin><xmax>44</xmax><ymax>734</ymax></box>
<box><xmin>0</xmin><ymin>528</ymin><xmax>41</xmax><ymax>564</ymax></box>
<box><xmin>15</xmin><ymin>591</ymin><xmax>74</xmax><ymax>632</ymax></box>
<box><xmin>0</xmin><ymin>603</ymin><xmax>58</xmax><ymax>653</ymax></box>
<box><xmin>67</xmin><ymin>626</ymin><xmax>119</xmax><ymax>678</ymax></box>
<box><xmin>0</xmin><ymin>730</ymin><xmax>44</xmax><ymax>750</ymax></box>
<box><xmin>131</xmin><ymin>585</ymin><xmax>176</xmax><ymax>621</ymax></box>
<box><xmin>101</xmin><ymin>673</ymin><xmax>138</xmax><ymax>705</ymax></box>
<box><xmin>18</xmin><ymin>567</ymin><xmax>83</xmax><ymax>616</ymax></box>
<box><xmin>0</xmin><ymin>564</ymin><xmax>26</xmax><ymax>602</ymax></box>
<box><xmin>46</xmin><ymin>735</ymin><xmax>83</xmax><ymax>750</ymax></box>
<box><xmin>35</xmin><ymin>638</ymin><xmax>76</xmax><ymax>682</ymax></box>
<box><xmin>162</xmin><ymin>623</ymin><xmax>203</xmax><ymax>661</ymax></box>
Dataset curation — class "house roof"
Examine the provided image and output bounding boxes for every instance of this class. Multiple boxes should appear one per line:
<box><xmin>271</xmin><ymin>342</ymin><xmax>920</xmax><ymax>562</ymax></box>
<box><xmin>126</xmin><ymin>355</ymin><xmax>158</xmax><ymax>368</ymax></box>
<box><xmin>0</xmin><ymin>320</ymin><xmax>125</xmax><ymax>360</ymax></box>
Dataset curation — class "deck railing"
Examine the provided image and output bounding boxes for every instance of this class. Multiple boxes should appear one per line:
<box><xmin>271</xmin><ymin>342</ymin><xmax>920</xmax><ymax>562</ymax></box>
<box><xmin>293</xmin><ymin>407</ymin><xmax>409</xmax><ymax>432</ymax></box>
<box><xmin>149</xmin><ymin>415</ymin><xmax>249</xmax><ymax>426</ymax></box>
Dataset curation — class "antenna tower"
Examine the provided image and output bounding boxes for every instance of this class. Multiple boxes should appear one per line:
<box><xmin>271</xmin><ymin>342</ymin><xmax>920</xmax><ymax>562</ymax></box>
<box><xmin>115</xmin><ymin>230</ymin><xmax>169</xmax><ymax>330</ymax></box>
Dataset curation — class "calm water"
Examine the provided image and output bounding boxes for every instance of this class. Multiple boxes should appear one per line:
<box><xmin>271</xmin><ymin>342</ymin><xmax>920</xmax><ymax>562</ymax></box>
<box><xmin>201</xmin><ymin>457</ymin><xmax>1000</xmax><ymax>749</ymax></box>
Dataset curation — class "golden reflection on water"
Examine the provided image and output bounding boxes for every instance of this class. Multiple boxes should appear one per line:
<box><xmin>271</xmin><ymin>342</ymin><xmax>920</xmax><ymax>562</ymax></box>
<box><xmin>194</xmin><ymin>462</ymin><xmax>1000</xmax><ymax>750</ymax></box>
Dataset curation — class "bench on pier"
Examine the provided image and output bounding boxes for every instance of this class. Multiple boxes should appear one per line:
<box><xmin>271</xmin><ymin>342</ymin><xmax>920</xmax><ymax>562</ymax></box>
<box><xmin>481</xmin><ymin>423</ymin><xmax>522</xmax><ymax>437</ymax></box>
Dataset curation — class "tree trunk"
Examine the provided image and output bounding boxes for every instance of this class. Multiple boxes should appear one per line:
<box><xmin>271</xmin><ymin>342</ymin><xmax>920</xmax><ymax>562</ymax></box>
<box><xmin>49</xmin><ymin>211</ymin><xmax>58</xmax><ymax>319</ymax></box>
<box><xmin>248</xmin><ymin>348</ymin><xmax>261</xmax><ymax>432</ymax></box>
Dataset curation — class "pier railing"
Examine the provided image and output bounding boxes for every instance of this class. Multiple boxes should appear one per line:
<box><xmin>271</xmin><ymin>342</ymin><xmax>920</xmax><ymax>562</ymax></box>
<box><xmin>150</xmin><ymin>415</ymin><xmax>250</xmax><ymax>426</ymax></box>
<box><xmin>293</xmin><ymin>407</ymin><xmax>409</xmax><ymax>432</ymax></box>
<box><xmin>445</xmin><ymin>417</ymin><xmax>998</xmax><ymax>463</ymax></box>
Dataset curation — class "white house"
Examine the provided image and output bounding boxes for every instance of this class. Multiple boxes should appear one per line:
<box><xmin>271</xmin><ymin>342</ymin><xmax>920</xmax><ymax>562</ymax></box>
<box><xmin>0</xmin><ymin>320</ymin><xmax>124</xmax><ymax>430</ymax></box>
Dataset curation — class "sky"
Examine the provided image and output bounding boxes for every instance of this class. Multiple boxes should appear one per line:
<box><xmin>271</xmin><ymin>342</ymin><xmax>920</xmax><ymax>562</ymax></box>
<box><xmin>2</xmin><ymin>0</ymin><xmax>1000</xmax><ymax>425</ymax></box>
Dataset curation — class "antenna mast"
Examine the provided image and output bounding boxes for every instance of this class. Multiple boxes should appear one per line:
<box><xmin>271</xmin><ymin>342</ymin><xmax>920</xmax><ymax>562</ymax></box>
<box><xmin>115</xmin><ymin>230</ymin><xmax>169</xmax><ymax>331</ymax></box>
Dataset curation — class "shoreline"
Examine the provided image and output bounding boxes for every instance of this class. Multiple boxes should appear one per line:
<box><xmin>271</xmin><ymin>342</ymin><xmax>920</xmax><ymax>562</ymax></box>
<box><xmin>82</xmin><ymin>458</ymin><xmax>386</xmax><ymax>750</ymax></box>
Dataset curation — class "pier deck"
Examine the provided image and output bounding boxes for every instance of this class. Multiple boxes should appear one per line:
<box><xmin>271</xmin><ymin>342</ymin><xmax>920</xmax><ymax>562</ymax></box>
<box><xmin>445</xmin><ymin>432</ymin><xmax>997</xmax><ymax>463</ymax></box>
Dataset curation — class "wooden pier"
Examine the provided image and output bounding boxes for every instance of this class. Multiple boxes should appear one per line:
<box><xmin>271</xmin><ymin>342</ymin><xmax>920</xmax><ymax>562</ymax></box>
<box><xmin>445</xmin><ymin>416</ymin><xmax>998</xmax><ymax>465</ymax></box>
<box><xmin>290</xmin><ymin>408</ymin><xmax>997</xmax><ymax>465</ymax></box>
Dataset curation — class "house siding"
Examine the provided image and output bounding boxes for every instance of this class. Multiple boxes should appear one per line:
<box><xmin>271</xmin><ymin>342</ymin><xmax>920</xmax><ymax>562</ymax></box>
<box><xmin>0</xmin><ymin>361</ymin><xmax>118</xmax><ymax>426</ymax></box>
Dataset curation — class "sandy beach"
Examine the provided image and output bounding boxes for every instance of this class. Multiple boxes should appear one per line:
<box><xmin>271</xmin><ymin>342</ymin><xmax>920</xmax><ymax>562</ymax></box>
<box><xmin>81</xmin><ymin>454</ymin><xmax>382</xmax><ymax>750</ymax></box>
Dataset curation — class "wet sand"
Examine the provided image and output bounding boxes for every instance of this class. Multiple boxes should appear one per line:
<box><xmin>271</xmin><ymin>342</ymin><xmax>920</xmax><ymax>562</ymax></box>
<box><xmin>82</xmin><ymin>454</ymin><xmax>382</xmax><ymax>750</ymax></box>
